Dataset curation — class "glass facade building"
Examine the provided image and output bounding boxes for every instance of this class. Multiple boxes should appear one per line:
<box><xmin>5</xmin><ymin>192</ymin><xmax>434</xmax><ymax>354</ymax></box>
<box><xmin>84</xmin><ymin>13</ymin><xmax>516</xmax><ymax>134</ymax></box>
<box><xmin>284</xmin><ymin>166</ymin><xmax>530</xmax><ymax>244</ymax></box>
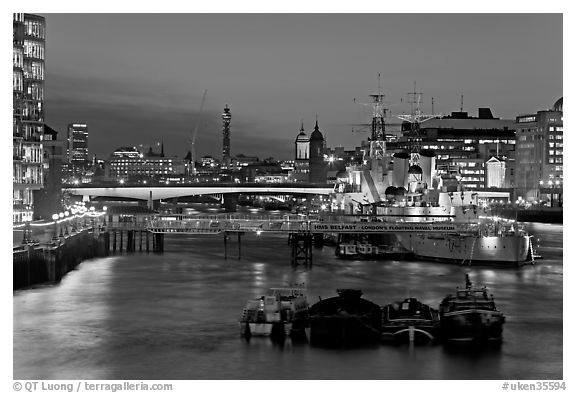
<box><xmin>13</xmin><ymin>13</ymin><xmax>46</xmax><ymax>222</ymax></box>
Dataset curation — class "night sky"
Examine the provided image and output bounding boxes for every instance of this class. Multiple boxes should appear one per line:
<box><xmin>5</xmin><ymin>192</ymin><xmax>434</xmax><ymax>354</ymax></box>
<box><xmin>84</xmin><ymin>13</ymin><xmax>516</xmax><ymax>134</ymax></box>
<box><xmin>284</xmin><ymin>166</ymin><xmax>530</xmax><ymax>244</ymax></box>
<box><xmin>43</xmin><ymin>13</ymin><xmax>562</xmax><ymax>161</ymax></box>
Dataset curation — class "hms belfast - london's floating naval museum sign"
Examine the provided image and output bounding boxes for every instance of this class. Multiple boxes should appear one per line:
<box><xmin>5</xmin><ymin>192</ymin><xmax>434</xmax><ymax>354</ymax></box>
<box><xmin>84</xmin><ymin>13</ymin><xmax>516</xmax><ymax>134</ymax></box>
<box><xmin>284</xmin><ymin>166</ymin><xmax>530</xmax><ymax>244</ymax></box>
<box><xmin>309</xmin><ymin>222</ymin><xmax>460</xmax><ymax>233</ymax></box>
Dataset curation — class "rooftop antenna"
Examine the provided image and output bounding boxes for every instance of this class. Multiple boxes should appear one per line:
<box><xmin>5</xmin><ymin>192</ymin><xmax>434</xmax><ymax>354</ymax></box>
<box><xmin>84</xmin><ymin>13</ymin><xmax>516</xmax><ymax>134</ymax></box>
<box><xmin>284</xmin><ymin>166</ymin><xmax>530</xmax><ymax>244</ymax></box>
<box><xmin>460</xmin><ymin>94</ymin><xmax>464</xmax><ymax>112</ymax></box>
<box><xmin>431</xmin><ymin>97</ymin><xmax>435</xmax><ymax>116</ymax></box>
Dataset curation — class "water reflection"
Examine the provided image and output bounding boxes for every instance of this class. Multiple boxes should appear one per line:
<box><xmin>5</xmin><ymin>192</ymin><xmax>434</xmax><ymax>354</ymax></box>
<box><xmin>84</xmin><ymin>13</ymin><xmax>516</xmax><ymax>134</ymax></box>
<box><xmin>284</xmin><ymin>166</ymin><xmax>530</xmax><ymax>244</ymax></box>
<box><xmin>13</xmin><ymin>219</ymin><xmax>563</xmax><ymax>380</ymax></box>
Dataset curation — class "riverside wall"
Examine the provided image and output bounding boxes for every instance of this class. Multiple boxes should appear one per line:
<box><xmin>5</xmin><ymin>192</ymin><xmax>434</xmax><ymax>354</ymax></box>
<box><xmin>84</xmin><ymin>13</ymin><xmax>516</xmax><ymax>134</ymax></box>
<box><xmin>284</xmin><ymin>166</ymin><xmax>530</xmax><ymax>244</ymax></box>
<box><xmin>13</xmin><ymin>227</ymin><xmax>164</xmax><ymax>290</ymax></box>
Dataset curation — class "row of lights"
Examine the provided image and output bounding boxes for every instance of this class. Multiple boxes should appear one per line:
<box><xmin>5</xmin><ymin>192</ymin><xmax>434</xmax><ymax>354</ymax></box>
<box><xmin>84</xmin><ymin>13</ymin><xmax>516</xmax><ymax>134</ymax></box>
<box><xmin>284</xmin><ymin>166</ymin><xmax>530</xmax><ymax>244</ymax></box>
<box><xmin>539</xmin><ymin>180</ymin><xmax>561</xmax><ymax>186</ymax></box>
<box><xmin>51</xmin><ymin>205</ymin><xmax>108</xmax><ymax>221</ymax></box>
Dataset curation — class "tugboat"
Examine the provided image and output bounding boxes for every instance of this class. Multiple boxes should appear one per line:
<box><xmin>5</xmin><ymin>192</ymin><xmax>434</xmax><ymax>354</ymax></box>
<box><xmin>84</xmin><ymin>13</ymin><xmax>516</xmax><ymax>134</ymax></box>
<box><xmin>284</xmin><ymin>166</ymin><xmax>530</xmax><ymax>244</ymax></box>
<box><xmin>308</xmin><ymin>289</ymin><xmax>382</xmax><ymax>346</ymax></box>
<box><xmin>239</xmin><ymin>285</ymin><xmax>309</xmax><ymax>339</ymax></box>
<box><xmin>381</xmin><ymin>297</ymin><xmax>440</xmax><ymax>344</ymax></box>
<box><xmin>439</xmin><ymin>274</ymin><xmax>505</xmax><ymax>342</ymax></box>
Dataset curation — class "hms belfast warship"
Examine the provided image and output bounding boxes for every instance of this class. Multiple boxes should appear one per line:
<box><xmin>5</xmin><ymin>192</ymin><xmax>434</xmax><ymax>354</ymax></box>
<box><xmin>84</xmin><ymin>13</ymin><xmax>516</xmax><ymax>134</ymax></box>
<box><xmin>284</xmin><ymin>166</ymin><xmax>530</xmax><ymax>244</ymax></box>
<box><xmin>328</xmin><ymin>79</ymin><xmax>532</xmax><ymax>266</ymax></box>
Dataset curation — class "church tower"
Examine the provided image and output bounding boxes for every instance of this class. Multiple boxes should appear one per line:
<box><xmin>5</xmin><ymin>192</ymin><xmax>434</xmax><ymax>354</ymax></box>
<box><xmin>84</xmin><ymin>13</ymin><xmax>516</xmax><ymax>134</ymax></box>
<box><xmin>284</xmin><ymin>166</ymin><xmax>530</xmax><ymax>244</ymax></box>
<box><xmin>309</xmin><ymin>119</ymin><xmax>327</xmax><ymax>184</ymax></box>
<box><xmin>293</xmin><ymin>122</ymin><xmax>310</xmax><ymax>182</ymax></box>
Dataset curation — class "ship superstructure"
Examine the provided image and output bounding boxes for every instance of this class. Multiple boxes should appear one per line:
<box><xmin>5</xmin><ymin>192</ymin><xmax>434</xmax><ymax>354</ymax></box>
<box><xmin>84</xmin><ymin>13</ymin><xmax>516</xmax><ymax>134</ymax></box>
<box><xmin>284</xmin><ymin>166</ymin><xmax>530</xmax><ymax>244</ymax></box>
<box><xmin>329</xmin><ymin>79</ymin><xmax>532</xmax><ymax>265</ymax></box>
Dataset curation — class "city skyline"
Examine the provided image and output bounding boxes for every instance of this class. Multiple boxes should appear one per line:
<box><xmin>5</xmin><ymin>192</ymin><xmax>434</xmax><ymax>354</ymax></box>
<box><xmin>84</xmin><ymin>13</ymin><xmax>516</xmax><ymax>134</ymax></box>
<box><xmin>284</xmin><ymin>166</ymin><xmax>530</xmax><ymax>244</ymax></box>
<box><xmin>43</xmin><ymin>13</ymin><xmax>562</xmax><ymax>160</ymax></box>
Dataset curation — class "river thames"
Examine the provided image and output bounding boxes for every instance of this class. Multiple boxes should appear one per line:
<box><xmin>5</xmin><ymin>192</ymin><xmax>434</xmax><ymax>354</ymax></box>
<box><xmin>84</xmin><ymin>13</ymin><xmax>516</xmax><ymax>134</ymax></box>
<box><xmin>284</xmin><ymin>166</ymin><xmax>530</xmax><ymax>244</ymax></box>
<box><xmin>13</xmin><ymin>212</ymin><xmax>563</xmax><ymax>380</ymax></box>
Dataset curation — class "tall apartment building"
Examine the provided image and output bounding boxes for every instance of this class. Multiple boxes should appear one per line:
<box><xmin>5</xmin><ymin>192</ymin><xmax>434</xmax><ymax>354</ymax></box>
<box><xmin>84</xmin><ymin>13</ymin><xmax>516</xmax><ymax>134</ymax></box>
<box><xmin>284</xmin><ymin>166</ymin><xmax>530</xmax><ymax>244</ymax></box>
<box><xmin>514</xmin><ymin>98</ymin><xmax>563</xmax><ymax>202</ymax></box>
<box><xmin>13</xmin><ymin>13</ymin><xmax>46</xmax><ymax>222</ymax></box>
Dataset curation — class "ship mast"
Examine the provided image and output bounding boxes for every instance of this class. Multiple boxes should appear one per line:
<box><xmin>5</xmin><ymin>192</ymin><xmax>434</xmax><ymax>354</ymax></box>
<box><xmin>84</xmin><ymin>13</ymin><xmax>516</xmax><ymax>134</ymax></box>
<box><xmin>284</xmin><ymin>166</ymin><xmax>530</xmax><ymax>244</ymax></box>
<box><xmin>356</xmin><ymin>74</ymin><xmax>388</xmax><ymax>165</ymax></box>
<box><xmin>397</xmin><ymin>82</ymin><xmax>435</xmax><ymax>167</ymax></box>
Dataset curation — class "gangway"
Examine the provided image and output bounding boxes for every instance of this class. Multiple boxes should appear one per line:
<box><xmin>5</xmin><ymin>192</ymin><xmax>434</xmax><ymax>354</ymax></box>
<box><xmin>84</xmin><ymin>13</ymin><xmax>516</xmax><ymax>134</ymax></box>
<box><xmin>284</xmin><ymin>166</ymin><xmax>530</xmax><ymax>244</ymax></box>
<box><xmin>145</xmin><ymin>214</ymin><xmax>475</xmax><ymax>235</ymax></box>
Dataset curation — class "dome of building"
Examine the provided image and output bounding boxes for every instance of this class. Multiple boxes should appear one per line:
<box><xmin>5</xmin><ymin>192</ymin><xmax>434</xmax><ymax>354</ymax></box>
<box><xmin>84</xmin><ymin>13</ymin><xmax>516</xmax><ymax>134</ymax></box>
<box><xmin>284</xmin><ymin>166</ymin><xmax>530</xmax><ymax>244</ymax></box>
<box><xmin>310</xmin><ymin>120</ymin><xmax>324</xmax><ymax>142</ymax></box>
<box><xmin>295</xmin><ymin>122</ymin><xmax>309</xmax><ymax>142</ymax></box>
<box><xmin>553</xmin><ymin>97</ymin><xmax>563</xmax><ymax>112</ymax></box>
<box><xmin>408</xmin><ymin>165</ymin><xmax>423</xmax><ymax>175</ymax></box>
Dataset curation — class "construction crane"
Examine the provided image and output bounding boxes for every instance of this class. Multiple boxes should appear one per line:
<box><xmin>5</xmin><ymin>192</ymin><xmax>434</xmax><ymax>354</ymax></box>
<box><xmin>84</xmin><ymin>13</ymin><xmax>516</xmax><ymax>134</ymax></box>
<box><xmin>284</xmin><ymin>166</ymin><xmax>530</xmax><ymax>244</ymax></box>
<box><xmin>188</xmin><ymin>89</ymin><xmax>207</xmax><ymax>177</ymax></box>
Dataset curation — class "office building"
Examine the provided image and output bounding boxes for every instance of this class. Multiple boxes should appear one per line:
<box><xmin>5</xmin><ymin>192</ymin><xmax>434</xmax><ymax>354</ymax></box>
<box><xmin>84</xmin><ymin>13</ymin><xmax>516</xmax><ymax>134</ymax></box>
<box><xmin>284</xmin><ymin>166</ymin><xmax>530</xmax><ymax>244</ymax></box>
<box><xmin>105</xmin><ymin>146</ymin><xmax>186</xmax><ymax>182</ymax></box>
<box><xmin>514</xmin><ymin>98</ymin><xmax>563</xmax><ymax>203</ymax></box>
<box><xmin>67</xmin><ymin>123</ymin><xmax>89</xmax><ymax>168</ymax></box>
<box><xmin>388</xmin><ymin>108</ymin><xmax>516</xmax><ymax>189</ymax></box>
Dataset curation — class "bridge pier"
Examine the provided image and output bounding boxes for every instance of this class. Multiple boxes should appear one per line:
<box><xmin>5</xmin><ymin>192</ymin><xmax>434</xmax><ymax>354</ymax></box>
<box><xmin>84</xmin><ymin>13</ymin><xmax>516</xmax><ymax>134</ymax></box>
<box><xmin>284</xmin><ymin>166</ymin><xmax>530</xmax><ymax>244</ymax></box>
<box><xmin>291</xmin><ymin>232</ymin><xmax>313</xmax><ymax>267</ymax></box>
<box><xmin>223</xmin><ymin>231</ymin><xmax>243</xmax><ymax>259</ymax></box>
<box><xmin>222</xmin><ymin>193</ymin><xmax>238</xmax><ymax>212</ymax></box>
<box><xmin>127</xmin><ymin>230</ymin><xmax>133</xmax><ymax>253</ymax></box>
<box><xmin>152</xmin><ymin>233</ymin><xmax>164</xmax><ymax>253</ymax></box>
<box><xmin>313</xmin><ymin>233</ymin><xmax>324</xmax><ymax>248</ymax></box>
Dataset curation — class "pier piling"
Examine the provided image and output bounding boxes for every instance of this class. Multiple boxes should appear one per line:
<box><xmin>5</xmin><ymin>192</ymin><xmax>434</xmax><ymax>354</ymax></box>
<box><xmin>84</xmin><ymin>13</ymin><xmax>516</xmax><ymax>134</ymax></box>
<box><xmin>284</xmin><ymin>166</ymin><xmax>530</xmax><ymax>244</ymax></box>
<box><xmin>291</xmin><ymin>232</ymin><xmax>313</xmax><ymax>267</ymax></box>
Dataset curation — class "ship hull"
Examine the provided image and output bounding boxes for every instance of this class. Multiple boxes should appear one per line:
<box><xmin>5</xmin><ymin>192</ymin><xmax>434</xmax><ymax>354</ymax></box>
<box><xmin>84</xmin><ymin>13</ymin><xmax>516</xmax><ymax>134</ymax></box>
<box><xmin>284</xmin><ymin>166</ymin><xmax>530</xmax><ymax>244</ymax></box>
<box><xmin>397</xmin><ymin>233</ymin><xmax>530</xmax><ymax>265</ymax></box>
<box><xmin>309</xmin><ymin>315</ymin><xmax>381</xmax><ymax>346</ymax></box>
<box><xmin>440</xmin><ymin>309</ymin><xmax>505</xmax><ymax>342</ymax></box>
<box><xmin>381</xmin><ymin>324</ymin><xmax>439</xmax><ymax>344</ymax></box>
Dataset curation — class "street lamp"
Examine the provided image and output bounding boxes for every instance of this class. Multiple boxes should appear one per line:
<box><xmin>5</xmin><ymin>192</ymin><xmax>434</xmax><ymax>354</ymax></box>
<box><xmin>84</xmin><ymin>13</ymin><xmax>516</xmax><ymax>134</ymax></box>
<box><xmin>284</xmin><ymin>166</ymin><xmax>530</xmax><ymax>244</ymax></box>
<box><xmin>58</xmin><ymin>212</ymin><xmax>65</xmax><ymax>236</ymax></box>
<box><xmin>51</xmin><ymin>213</ymin><xmax>59</xmax><ymax>241</ymax></box>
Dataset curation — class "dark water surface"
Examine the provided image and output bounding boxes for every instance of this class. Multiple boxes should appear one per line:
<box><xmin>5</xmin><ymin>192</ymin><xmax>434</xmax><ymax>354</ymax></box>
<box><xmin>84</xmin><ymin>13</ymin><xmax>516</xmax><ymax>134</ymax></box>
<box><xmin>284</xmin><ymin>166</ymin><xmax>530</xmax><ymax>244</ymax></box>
<box><xmin>13</xmin><ymin>221</ymin><xmax>563</xmax><ymax>380</ymax></box>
